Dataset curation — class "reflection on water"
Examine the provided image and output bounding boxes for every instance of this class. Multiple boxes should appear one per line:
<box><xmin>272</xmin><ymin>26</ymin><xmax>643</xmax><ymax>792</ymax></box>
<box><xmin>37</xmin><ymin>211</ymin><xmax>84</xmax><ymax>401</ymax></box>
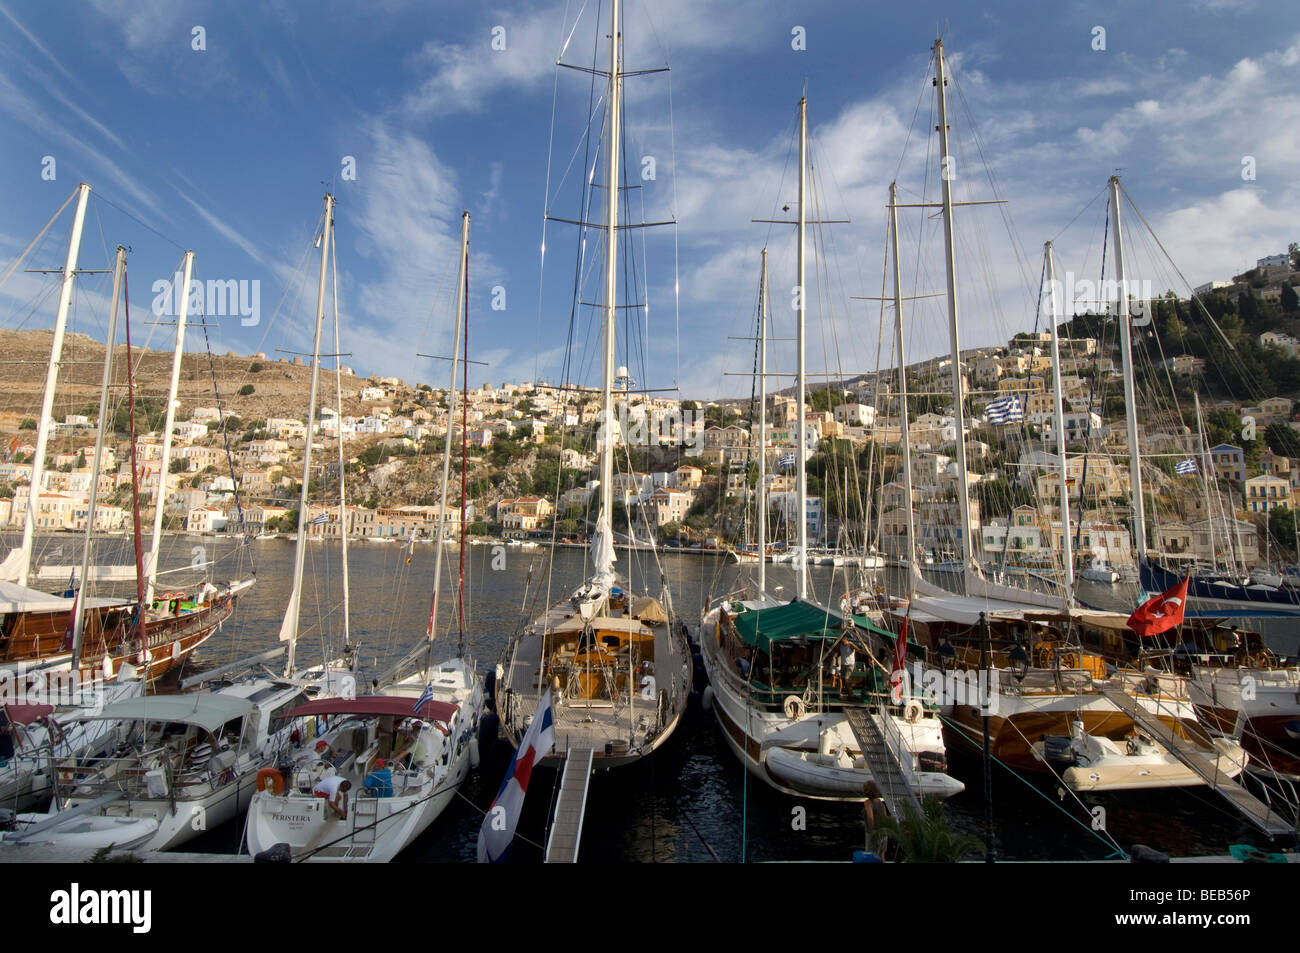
<box><xmin>9</xmin><ymin>533</ymin><xmax>1287</xmax><ymax>860</ymax></box>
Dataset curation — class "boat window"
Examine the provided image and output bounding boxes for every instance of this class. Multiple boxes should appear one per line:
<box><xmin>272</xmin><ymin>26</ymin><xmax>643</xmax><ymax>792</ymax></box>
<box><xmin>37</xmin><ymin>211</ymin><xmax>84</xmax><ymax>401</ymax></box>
<box><xmin>268</xmin><ymin>693</ymin><xmax>309</xmax><ymax>735</ymax></box>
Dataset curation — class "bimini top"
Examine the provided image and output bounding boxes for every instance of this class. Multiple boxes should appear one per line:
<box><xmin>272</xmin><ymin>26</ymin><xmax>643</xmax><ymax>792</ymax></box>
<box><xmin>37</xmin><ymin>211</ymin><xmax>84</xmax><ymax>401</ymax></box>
<box><xmin>286</xmin><ymin>695</ymin><xmax>458</xmax><ymax>724</ymax></box>
<box><xmin>86</xmin><ymin>693</ymin><xmax>257</xmax><ymax>733</ymax></box>
<box><xmin>0</xmin><ymin>579</ymin><xmax>129</xmax><ymax>614</ymax></box>
<box><xmin>731</xmin><ymin>599</ymin><xmax>910</xmax><ymax>654</ymax></box>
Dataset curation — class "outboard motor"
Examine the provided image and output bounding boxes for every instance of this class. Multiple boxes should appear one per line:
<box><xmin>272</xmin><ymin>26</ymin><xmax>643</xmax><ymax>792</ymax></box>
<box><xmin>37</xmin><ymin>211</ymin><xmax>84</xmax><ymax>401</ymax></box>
<box><xmin>1041</xmin><ymin>735</ymin><xmax>1075</xmax><ymax>772</ymax></box>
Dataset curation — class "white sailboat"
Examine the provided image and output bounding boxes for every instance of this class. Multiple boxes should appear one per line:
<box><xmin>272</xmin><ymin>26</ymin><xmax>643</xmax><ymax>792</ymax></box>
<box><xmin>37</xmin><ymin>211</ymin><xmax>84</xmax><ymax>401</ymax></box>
<box><xmin>244</xmin><ymin>210</ymin><xmax>483</xmax><ymax>862</ymax></box>
<box><xmin>700</xmin><ymin>104</ymin><xmax>962</xmax><ymax>804</ymax></box>
<box><xmin>498</xmin><ymin>0</ymin><xmax>692</xmax><ymax>771</ymax></box>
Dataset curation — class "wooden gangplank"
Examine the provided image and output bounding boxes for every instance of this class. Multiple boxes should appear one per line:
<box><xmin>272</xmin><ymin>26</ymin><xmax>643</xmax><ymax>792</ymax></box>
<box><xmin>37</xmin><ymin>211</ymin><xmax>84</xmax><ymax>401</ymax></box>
<box><xmin>842</xmin><ymin>708</ymin><xmax>920</xmax><ymax>819</ymax></box>
<box><xmin>1100</xmin><ymin>686</ymin><xmax>1293</xmax><ymax>836</ymax></box>
<box><xmin>545</xmin><ymin>746</ymin><xmax>594</xmax><ymax>863</ymax></box>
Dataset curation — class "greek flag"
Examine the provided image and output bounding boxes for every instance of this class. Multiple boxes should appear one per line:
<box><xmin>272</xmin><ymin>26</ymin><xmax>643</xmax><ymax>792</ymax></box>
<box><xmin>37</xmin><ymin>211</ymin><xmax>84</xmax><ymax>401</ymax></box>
<box><xmin>1175</xmin><ymin>458</ymin><xmax>1198</xmax><ymax>475</ymax></box>
<box><xmin>778</xmin><ymin>452</ymin><xmax>797</xmax><ymax>469</ymax></box>
<box><xmin>983</xmin><ymin>395</ymin><xmax>1023</xmax><ymax>424</ymax></box>
<box><xmin>310</xmin><ymin>512</ymin><xmax>329</xmax><ymax>525</ymax></box>
<box><xmin>413</xmin><ymin>682</ymin><xmax>435</xmax><ymax>714</ymax></box>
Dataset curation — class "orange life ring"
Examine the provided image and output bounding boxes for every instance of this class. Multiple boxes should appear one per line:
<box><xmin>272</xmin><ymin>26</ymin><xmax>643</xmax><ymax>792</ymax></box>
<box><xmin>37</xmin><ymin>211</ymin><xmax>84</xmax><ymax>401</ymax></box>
<box><xmin>256</xmin><ymin>767</ymin><xmax>286</xmax><ymax>795</ymax></box>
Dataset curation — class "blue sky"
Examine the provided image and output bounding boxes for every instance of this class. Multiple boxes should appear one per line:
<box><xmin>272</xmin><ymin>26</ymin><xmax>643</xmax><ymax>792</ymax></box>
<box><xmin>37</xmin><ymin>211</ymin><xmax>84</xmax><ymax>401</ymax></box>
<box><xmin>0</xmin><ymin>0</ymin><xmax>1295</xmax><ymax>402</ymax></box>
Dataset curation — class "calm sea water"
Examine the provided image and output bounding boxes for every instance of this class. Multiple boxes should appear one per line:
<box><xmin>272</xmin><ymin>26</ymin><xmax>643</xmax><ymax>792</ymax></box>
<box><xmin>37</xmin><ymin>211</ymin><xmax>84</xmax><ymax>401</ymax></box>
<box><xmin>9</xmin><ymin>532</ymin><xmax>1290</xmax><ymax>861</ymax></box>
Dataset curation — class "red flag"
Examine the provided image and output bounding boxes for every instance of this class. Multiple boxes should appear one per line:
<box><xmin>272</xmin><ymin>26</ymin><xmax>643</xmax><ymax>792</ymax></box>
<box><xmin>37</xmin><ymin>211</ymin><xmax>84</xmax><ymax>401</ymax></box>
<box><xmin>1127</xmin><ymin>578</ymin><xmax>1189</xmax><ymax>637</ymax></box>
<box><xmin>889</xmin><ymin>614</ymin><xmax>909</xmax><ymax>703</ymax></box>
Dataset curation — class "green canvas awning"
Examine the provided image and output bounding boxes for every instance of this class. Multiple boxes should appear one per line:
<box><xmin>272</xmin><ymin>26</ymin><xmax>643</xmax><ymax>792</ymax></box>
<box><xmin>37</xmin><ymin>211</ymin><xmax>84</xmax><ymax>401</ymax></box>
<box><xmin>731</xmin><ymin>599</ymin><xmax>919</xmax><ymax>654</ymax></box>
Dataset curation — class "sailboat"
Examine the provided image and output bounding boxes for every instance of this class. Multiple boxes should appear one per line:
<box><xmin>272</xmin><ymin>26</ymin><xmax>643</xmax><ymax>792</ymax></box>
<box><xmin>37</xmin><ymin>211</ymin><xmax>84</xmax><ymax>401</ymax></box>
<box><xmin>244</xmin><ymin>209</ymin><xmax>484</xmax><ymax>862</ymax></box>
<box><xmin>0</xmin><ymin>185</ymin><xmax>249</xmax><ymax>685</ymax></box>
<box><xmin>852</xmin><ymin>46</ymin><xmax>1227</xmax><ymax>783</ymax></box>
<box><xmin>497</xmin><ymin>0</ymin><xmax>692</xmax><ymax>771</ymax></box>
<box><xmin>699</xmin><ymin>103</ymin><xmax>963</xmax><ymax>804</ymax></box>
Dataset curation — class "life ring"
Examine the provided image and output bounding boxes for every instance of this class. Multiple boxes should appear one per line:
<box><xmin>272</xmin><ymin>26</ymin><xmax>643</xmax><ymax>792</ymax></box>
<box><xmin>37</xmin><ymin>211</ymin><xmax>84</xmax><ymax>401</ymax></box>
<box><xmin>783</xmin><ymin>695</ymin><xmax>807</xmax><ymax>720</ymax></box>
<box><xmin>903</xmin><ymin>699</ymin><xmax>924</xmax><ymax>724</ymax></box>
<box><xmin>255</xmin><ymin>767</ymin><xmax>285</xmax><ymax>795</ymax></box>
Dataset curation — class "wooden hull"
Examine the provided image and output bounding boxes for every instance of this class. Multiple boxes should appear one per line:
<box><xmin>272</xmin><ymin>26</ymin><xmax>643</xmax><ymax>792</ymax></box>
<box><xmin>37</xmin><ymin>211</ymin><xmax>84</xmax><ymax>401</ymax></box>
<box><xmin>1</xmin><ymin>590</ymin><xmax>240</xmax><ymax>683</ymax></box>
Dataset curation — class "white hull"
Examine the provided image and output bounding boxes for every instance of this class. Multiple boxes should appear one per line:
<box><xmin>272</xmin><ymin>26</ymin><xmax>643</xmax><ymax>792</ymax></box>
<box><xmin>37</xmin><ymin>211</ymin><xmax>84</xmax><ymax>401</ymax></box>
<box><xmin>0</xmin><ymin>812</ymin><xmax>159</xmax><ymax>850</ymax></box>
<box><xmin>245</xmin><ymin>659</ymin><xmax>483</xmax><ymax>862</ymax></box>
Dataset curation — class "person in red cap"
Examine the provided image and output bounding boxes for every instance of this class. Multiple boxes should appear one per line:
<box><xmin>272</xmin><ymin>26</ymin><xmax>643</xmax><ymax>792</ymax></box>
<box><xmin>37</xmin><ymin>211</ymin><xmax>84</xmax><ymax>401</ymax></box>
<box><xmin>364</xmin><ymin>757</ymin><xmax>394</xmax><ymax>798</ymax></box>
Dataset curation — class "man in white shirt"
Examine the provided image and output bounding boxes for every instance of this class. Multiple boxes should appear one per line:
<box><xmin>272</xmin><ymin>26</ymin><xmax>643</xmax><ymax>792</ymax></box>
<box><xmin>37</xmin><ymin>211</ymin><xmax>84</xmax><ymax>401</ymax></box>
<box><xmin>313</xmin><ymin>774</ymin><xmax>351</xmax><ymax>820</ymax></box>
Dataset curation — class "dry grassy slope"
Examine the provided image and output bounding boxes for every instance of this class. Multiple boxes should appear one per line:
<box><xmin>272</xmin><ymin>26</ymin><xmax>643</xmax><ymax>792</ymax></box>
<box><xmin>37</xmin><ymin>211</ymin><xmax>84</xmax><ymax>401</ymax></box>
<box><xmin>0</xmin><ymin>328</ymin><xmax>374</xmax><ymax>437</ymax></box>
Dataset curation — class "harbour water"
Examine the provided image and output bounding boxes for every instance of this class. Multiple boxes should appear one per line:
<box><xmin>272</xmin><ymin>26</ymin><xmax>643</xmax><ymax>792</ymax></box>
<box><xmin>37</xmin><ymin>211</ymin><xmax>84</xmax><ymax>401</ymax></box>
<box><xmin>10</xmin><ymin>532</ymin><xmax>1293</xmax><ymax>861</ymax></box>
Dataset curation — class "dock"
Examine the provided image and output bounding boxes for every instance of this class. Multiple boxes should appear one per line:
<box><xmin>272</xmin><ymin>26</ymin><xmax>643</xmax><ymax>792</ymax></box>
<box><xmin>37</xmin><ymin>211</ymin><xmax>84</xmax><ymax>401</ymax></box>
<box><xmin>545</xmin><ymin>746</ymin><xmax>594</xmax><ymax>863</ymax></box>
<box><xmin>842</xmin><ymin>708</ymin><xmax>920</xmax><ymax>819</ymax></box>
<box><xmin>1100</xmin><ymin>686</ymin><xmax>1294</xmax><ymax>836</ymax></box>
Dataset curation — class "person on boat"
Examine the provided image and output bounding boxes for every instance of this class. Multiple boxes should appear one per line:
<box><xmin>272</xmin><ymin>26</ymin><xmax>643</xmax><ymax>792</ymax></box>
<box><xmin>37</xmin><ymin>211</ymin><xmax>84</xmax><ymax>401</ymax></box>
<box><xmin>391</xmin><ymin>724</ymin><xmax>420</xmax><ymax>768</ymax></box>
<box><xmin>363</xmin><ymin>758</ymin><xmax>393</xmax><ymax>798</ymax></box>
<box><xmin>314</xmin><ymin>775</ymin><xmax>351</xmax><ymax>819</ymax></box>
<box><xmin>314</xmin><ymin>739</ymin><xmax>347</xmax><ymax>769</ymax></box>
<box><xmin>838</xmin><ymin>637</ymin><xmax>857</xmax><ymax>692</ymax></box>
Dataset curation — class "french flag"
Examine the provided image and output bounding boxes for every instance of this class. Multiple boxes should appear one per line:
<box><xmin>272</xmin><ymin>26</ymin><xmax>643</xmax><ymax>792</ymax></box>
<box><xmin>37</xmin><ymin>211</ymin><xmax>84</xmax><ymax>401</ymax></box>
<box><xmin>477</xmin><ymin>688</ymin><xmax>555</xmax><ymax>863</ymax></box>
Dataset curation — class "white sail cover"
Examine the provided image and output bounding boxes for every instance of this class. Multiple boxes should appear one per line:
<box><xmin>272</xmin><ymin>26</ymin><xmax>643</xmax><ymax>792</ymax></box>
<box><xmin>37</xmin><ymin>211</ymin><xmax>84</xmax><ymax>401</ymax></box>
<box><xmin>589</xmin><ymin>506</ymin><xmax>616</xmax><ymax>591</ymax></box>
<box><xmin>910</xmin><ymin>567</ymin><xmax>1064</xmax><ymax>624</ymax></box>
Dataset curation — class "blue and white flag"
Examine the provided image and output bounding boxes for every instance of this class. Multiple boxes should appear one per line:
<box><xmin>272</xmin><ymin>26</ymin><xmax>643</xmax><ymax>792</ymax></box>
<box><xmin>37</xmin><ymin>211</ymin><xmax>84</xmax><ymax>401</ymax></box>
<box><xmin>1174</xmin><ymin>458</ymin><xmax>1198</xmax><ymax>475</ymax></box>
<box><xmin>412</xmin><ymin>682</ymin><xmax>435</xmax><ymax>714</ymax></box>
<box><xmin>777</xmin><ymin>451</ymin><xmax>797</xmax><ymax>469</ymax></box>
<box><xmin>983</xmin><ymin>395</ymin><xmax>1023</xmax><ymax>424</ymax></box>
<box><xmin>310</xmin><ymin>512</ymin><xmax>329</xmax><ymax>525</ymax></box>
<box><xmin>478</xmin><ymin>688</ymin><xmax>555</xmax><ymax>863</ymax></box>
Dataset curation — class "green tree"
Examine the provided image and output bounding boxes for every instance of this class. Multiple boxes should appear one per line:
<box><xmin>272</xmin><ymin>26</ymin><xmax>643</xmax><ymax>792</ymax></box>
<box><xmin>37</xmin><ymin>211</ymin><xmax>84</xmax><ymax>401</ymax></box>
<box><xmin>19</xmin><ymin>418</ymin><xmax>36</xmax><ymax>430</ymax></box>
<box><xmin>169</xmin><ymin>458</ymin><xmax>188</xmax><ymax>474</ymax></box>
<box><xmin>249</xmin><ymin>362</ymin><xmax>264</xmax><ymax>373</ymax></box>
<box><xmin>238</xmin><ymin>384</ymin><xmax>255</xmax><ymax>396</ymax></box>
<box><xmin>1265</xmin><ymin>423</ymin><xmax>1300</xmax><ymax>459</ymax></box>
<box><xmin>869</xmin><ymin>796</ymin><xmax>985</xmax><ymax>863</ymax></box>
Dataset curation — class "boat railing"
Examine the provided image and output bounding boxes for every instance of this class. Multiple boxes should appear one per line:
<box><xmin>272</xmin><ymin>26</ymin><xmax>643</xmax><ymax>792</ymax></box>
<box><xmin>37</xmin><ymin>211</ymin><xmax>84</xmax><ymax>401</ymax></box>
<box><xmin>877</xmin><ymin>704</ymin><xmax>917</xmax><ymax>779</ymax></box>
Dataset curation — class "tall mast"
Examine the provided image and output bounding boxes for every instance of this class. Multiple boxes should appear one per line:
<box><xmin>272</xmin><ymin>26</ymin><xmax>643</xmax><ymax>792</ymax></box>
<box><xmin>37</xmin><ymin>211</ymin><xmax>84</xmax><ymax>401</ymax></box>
<box><xmin>934</xmin><ymin>40</ymin><xmax>975</xmax><ymax>579</ymax></box>
<box><xmin>14</xmin><ymin>182</ymin><xmax>91</xmax><ymax>586</ymax></box>
<box><xmin>757</xmin><ymin>247</ymin><xmax>768</xmax><ymax>595</ymax></box>
<box><xmin>144</xmin><ymin>249</ymin><xmax>193</xmax><ymax>606</ymax></box>
<box><xmin>282</xmin><ymin>194</ymin><xmax>333</xmax><ymax>676</ymax></box>
<box><xmin>425</xmin><ymin>211</ymin><xmax>469</xmax><ymax>676</ymax></box>
<box><xmin>1045</xmin><ymin>241</ymin><xmax>1075</xmax><ymax>606</ymax></box>
<box><xmin>330</xmin><ymin>226</ymin><xmax>351</xmax><ymax>649</ymax></box>
<box><xmin>796</xmin><ymin>95</ymin><xmax>809</xmax><ymax>601</ymax></box>
<box><xmin>889</xmin><ymin>182</ymin><xmax>919</xmax><ymax>595</ymax></box>
<box><xmin>593</xmin><ymin>0</ymin><xmax>621</xmax><ymax>594</ymax></box>
<box><xmin>1109</xmin><ymin>176</ymin><xmax>1148</xmax><ymax>563</ymax></box>
<box><xmin>71</xmin><ymin>245</ymin><xmax>125</xmax><ymax>668</ymax></box>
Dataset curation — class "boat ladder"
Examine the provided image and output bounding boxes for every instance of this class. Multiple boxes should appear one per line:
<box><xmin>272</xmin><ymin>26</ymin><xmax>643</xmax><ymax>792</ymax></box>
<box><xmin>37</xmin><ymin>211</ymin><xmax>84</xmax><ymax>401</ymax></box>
<box><xmin>347</xmin><ymin>796</ymin><xmax>380</xmax><ymax>857</ymax></box>
<box><xmin>545</xmin><ymin>746</ymin><xmax>594</xmax><ymax>863</ymax></box>
<box><xmin>1099</xmin><ymin>686</ymin><xmax>1294</xmax><ymax>836</ymax></box>
<box><xmin>842</xmin><ymin>708</ymin><xmax>920</xmax><ymax>819</ymax></box>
